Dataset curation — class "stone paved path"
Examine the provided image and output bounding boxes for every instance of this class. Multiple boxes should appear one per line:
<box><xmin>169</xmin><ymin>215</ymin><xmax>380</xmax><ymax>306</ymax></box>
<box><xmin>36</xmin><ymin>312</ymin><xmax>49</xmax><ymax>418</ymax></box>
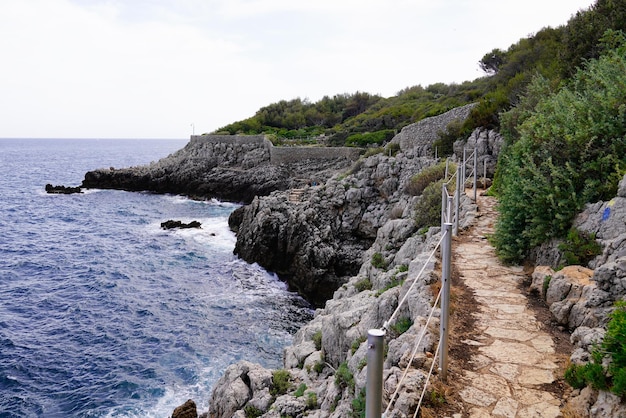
<box><xmin>453</xmin><ymin>194</ymin><xmax>562</xmax><ymax>417</ymax></box>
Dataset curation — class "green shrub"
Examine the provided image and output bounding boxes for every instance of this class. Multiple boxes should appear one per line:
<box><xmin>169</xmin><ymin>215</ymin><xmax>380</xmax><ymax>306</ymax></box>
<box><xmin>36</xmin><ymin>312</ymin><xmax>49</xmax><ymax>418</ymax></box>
<box><xmin>351</xmin><ymin>336</ymin><xmax>366</xmax><ymax>354</ymax></box>
<box><xmin>335</xmin><ymin>362</ymin><xmax>355</xmax><ymax>391</ymax></box>
<box><xmin>397</xmin><ymin>264</ymin><xmax>409</xmax><ymax>273</ymax></box>
<box><xmin>405</xmin><ymin>161</ymin><xmax>453</xmax><ymax>196</ymax></box>
<box><xmin>312</xmin><ymin>330</ymin><xmax>322</xmax><ymax>351</ymax></box>
<box><xmin>564</xmin><ymin>301</ymin><xmax>626</xmax><ymax>396</ymax></box>
<box><xmin>354</xmin><ymin>278</ymin><xmax>372</xmax><ymax>292</ymax></box>
<box><xmin>313</xmin><ymin>361</ymin><xmax>325</xmax><ymax>374</ymax></box>
<box><xmin>433</xmin><ymin>119</ymin><xmax>467</xmax><ymax>157</ymax></box>
<box><xmin>391</xmin><ymin>317</ymin><xmax>413</xmax><ymax>335</ymax></box>
<box><xmin>414</xmin><ymin>179</ymin><xmax>446</xmax><ymax>229</ymax></box>
<box><xmin>375</xmin><ymin>275</ymin><xmax>405</xmax><ymax>297</ymax></box>
<box><xmin>493</xmin><ymin>41</ymin><xmax>626</xmax><ymax>263</ymax></box>
<box><xmin>371</xmin><ymin>252</ymin><xmax>388</xmax><ymax>270</ymax></box>
<box><xmin>558</xmin><ymin>228</ymin><xmax>602</xmax><ymax>267</ymax></box>
<box><xmin>244</xmin><ymin>405</ymin><xmax>263</xmax><ymax>418</ymax></box>
<box><xmin>564</xmin><ymin>363</ymin><xmax>587</xmax><ymax>389</ymax></box>
<box><xmin>270</xmin><ymin>369</ymin><xmax>291</xmax><ymax>396</ymax></box>
<box><xmin>384</xmin><ymin>142</ymin><xmax>401</xmax><ymax>157</ymax></box>
<box><xmin>351</xmin><ymin>387</ymin><xmax>366</xmax><ymax>418</ymax></box>
<box><xmin>345</xmin><ymin>129</ymin><xmax>395</xmax><ymax>147</ymax></box>
<box><xmin>306</xmin><ymin>392</ymin><xmax>318</xmax><ymax>409</ymax></box>
<box><xmin>294</xmin><ymin>383</ymin><xmax>307</xmax><ymax>397</ymax></box>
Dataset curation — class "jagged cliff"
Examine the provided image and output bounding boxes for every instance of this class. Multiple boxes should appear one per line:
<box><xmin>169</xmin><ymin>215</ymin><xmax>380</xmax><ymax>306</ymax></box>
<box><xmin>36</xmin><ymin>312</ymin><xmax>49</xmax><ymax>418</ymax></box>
<box><xmin>206</xmin><ymin>105</ymin><xmax>508</xmax><ymax>417</ymax></box>
<box><xmin>81</xmin><ymin>135</ymin><xmax>358</xmax><ymax>203</ymax></box>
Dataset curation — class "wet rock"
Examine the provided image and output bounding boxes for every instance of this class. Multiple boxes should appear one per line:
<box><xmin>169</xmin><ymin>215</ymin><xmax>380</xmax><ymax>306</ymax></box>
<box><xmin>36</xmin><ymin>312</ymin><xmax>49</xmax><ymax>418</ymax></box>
<box><xmin>160</xmin><ymin>220</ymin><xmax>202</xmax><ymax>230</ymax></box>
<box><xmin>171</xmin><ymin>399</ymin><xmax>197</xmax><ymax>418</ymax></box>
<box><xmin>45</xmin><ymin>183</ymin><xmax>82</xmax><ymax>194</ymax></box>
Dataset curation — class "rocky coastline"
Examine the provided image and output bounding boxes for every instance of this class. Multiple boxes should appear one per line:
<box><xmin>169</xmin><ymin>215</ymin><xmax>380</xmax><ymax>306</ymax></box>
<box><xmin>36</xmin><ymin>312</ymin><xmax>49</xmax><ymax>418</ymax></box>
<box><xmin>81</xmin><ymin>102</ymin><xmax>626</xmax><ymax>417</ymax></box>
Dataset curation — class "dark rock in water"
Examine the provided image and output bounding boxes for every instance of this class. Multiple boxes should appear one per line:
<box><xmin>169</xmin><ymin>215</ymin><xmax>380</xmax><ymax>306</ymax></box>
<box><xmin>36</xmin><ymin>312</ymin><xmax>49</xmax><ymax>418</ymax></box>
<box><xmin>161</xmin><ymin>220</ymin><xmax>202</xmax><ymax>230</ymax></box>
<box><xmin>171</xmin><ymin>399</ymin><xmax>197</xmax><ymax>418</ymax></box>
<box><xmin>45</xmin><ymin>184</ymin><xmax>82</xmax><ymax>194</ymax></box>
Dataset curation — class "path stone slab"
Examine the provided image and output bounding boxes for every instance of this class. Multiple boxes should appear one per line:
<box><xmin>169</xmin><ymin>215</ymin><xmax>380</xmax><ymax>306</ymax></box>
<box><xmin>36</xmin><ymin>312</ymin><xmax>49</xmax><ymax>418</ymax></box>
<box><xmin>453</xmin><ymin>195</ymin><xmax>562</xmax><ymax>418</ymax></box>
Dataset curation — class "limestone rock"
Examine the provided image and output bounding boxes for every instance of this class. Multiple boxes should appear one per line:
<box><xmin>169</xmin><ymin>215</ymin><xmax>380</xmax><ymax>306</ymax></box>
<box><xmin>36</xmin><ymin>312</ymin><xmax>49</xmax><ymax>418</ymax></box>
<box><xmin>530</xmin><ymin>265</ymin><xmax>555</xmax><ymax>298</ymax></box>
<box><xmin>171</xmin><ymin>399</ymin><xmax>197</xmax><ymax>418</ymax></box>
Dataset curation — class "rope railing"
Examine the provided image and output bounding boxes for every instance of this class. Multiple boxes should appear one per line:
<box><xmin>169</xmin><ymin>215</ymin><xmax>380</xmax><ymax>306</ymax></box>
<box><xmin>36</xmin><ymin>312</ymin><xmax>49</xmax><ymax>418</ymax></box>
<box><xmin>382</xmin><ymin>231</ymin><xmax>447</xmax><ymax>333</ymax></box>
<box><xmin>383</xmin><ymin>275</ymin><xmax>444</xmax><ymax>416</ymax></box>
<box><xmin>366</xmin><ymin>151</ymin><xmax>480</xmax><ymax>417</ymax></box>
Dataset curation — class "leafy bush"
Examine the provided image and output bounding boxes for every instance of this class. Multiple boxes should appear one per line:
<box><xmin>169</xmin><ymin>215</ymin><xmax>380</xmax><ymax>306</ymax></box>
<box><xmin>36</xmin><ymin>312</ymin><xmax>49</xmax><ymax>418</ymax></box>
<box><xmin>345</xmin><ymin>130</ymin><xmax>395</xmax><ymax>147</ymax></box>
<box><xmin>414</xmin><ymin>179</ymin><xmax>447</xmax><ymax>229</ymax></box>
<box><xmin>244</xmin><ymin>405</ymin><xmax>263</xmax><ymax>418</ymax></box>
<box><xmin>405</xmin><ymin>161</ymin><xmax>454</xmax><ymax>196</ymax></box>
<box><xmin>564</xmin><ymin>301</ymin><xmax>626</xmax><ymax>396</ymax></box>
<box><xmin>354</xmin><ymin>278</ymin><xmax>372</xmax><ymax>292</ymax></box>
<box><xmin>270</xmin><ymin>369</ymin><xmax>292</xmax><ymax>396</ymax></box>
<box><xmin>558</xmin><ymin>228</ymin><xmax>602</xmax><ymax>267</ymax></box>
<box><xmin>493</xmin><ymin>38</ymin><xmax>626</xmax><ymax>263</ymax></box>
<box><xmin>433</xmin><ymin>119</ymin><xmax>467</xmax><ymax>157</ymax></box>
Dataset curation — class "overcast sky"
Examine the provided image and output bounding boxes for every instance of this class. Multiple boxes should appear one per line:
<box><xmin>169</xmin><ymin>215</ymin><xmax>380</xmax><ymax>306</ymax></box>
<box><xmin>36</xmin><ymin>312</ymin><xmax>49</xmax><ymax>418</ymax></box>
<box><xmin>1</xmin><ymin>0</ymin><xmax>594</xmax><ymax>139</ymax></box>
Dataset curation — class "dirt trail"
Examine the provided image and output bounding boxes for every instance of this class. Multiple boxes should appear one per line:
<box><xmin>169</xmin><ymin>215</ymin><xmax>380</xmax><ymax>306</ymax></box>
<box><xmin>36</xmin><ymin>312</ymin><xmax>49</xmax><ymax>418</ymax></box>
<box><xmin>443</xmin><ymin>193</ymin><xmax>569</xmax><ymax>417</ymax></box>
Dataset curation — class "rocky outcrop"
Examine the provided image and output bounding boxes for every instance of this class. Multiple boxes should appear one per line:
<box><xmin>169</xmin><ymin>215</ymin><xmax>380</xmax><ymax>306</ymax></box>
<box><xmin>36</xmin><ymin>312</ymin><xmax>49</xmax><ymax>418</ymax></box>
<box><xmin>230</xmin><ymin>108</ymin><xmax>486</xmax><ymax>307</ymax></box>
<box><xmin>227</xmin><ymin>152</ymin><xmax>435</xmax><ymax>306</ymax></box>
<box><xmin>171</xmin><ymin>399</ymin><xmax>199</xmax><ymax>418</ymax></box>
<box><xmin>81</xmin><ymin>136</ymin><xmax>357</xmax><ymax>204</ymax></box>
<box><xmin>161</xmin><ymin>220</ymin><xmax>202</xmax><ymax>230</ymax></box>
<box><xmin>529</xmin><ymin>174</ymin><xmax>626</xmax><ymax>417</ymax></box>
<box><xmin>453</xmin><ymin>127</ymin><xmax>503</xmax><ymax>179</ymax></box>
<box><xmin>207</xmin><ymin>107</ymin><xmax>488</xmax><ymax>417</ymax></box>
<box><xmin>45</xmin><ymin>183</ymin><xmax>82</xmax><ymax>194</ymax></box>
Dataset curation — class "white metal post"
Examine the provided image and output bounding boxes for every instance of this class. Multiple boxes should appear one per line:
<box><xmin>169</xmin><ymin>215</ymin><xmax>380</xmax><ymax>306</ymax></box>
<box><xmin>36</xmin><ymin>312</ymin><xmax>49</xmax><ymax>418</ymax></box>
<box><xmin>484</xmin><ymin>159</ymin><xmax>487</xmax><ymax>189</ymax></box>
<box><xmin>454</xmin><ymin>166</ymin><xmax>461</xmax><ymax>236</ymax></box>
<box><xmin>366</xmin><ymin>329</ymin><xmax>385</xmax><ymax>418</ymax></box>
<box><xmin>473</xmin><ymin>149</ymin><xmax>478</xmax><ymax>201</ymax></box>
<box><xmin>440</xmin><ymin>223</ymin><xmax>453</xmax><ymax>381</ymax></box>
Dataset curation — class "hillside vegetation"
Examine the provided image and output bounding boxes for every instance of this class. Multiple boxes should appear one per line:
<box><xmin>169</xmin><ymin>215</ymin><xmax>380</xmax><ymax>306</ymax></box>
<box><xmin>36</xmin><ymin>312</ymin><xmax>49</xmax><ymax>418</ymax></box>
<box><xmin>214</xmin><ymin>0</ymin><xmax>626</xmax><ymax>262</ymax></box>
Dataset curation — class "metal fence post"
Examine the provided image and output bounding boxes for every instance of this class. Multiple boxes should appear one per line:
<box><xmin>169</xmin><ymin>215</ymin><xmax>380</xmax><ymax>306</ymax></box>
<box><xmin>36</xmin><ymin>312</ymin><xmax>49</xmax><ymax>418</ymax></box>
<box><xmin>366</xmin><ymin>329</ymin><xmax>385</xmax><ymax>418</ymax></box>
<box><xmin>454</xmin><ymin>166</ymin><xmax>461</xmax><ymax>236</ymax></box>
<box><xmin>440</xmin><ymin>223</ymin><xmax>453</xmax><ymax>381</ymax></box>
<box><xmin>483</xmin><ymin>159</ymin><xmax>487</xmax><ymax>189</ymax></box>
<box><xmin>473</xmin><ymin>149</ymin><xmax>478</xmax><ymax>201</ymax></box>
<box><xmin>441</xmin><ymin>183</ymin><xmax>446</xmax><ymax>229</ymax></box>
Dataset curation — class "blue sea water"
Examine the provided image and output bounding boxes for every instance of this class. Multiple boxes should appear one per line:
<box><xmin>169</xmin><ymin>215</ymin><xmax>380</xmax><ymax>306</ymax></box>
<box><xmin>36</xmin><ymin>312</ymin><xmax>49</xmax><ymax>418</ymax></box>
<box><xmin>0</xmin><ymin>139</ymin><xmax>312</xmax><ymax>417</ymax></box>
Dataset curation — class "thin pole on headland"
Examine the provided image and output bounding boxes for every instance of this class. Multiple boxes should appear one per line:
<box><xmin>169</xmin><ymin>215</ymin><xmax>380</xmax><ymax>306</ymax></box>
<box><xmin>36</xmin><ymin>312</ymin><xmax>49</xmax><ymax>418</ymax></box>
<box><xmin>366</xmin><ymin>329</ymin><xmax>385</xmax><ymax>418</ymax></box>
<box><xmin>439</xmin><ymin>222</ymin><xmax>453</xmax><ymax>381</ymax></box>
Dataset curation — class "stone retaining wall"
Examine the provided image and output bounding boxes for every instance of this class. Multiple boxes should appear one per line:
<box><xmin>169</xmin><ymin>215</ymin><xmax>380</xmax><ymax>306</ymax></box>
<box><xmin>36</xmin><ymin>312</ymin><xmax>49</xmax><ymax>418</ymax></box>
<box><xmin>191</xmin><ymin>134</ymin><xmax>361</xmax><ymax>165</ymax></box>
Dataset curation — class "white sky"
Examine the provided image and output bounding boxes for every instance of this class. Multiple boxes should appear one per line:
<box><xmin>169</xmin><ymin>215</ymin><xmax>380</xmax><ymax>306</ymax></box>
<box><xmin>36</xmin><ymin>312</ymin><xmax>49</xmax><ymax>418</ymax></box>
<box><xmin>0</xmin><ymin>0</ymin><xmax>594</xmax><ymax>139</ymax></box>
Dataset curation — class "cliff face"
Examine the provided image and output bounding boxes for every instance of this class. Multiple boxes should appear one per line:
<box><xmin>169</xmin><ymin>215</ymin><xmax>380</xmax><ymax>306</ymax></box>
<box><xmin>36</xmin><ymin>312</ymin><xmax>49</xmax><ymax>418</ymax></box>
<box><xmin>81</xmin><ymin>135</ymin><xmax>357</xmax><ymax>203</ymax></box>
<box><xmin>207</xmin><ymin>108</ymin><xmax>505</xmax><ymax>417</ymax></box>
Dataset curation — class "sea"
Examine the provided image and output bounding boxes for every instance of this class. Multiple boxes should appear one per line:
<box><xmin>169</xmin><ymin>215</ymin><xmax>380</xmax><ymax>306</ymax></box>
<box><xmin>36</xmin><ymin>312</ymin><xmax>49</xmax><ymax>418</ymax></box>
<box><xmin>0</xmin><ymin>138</ymin><xmax>313</xmax><ymax>417</ymax></box>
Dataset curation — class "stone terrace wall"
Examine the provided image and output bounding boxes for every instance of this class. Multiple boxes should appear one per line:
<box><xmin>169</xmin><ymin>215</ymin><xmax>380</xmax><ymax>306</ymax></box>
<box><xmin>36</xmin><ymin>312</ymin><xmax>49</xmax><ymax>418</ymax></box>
<box><xmin>191</xmin><ymin>134</ymin><xmax>361</xmax><ymax>165</ymax></box>
<box><xmin>269</xmin><ymin>145</ymin><xmax>361</xmax><ymax>164</ymax></box>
